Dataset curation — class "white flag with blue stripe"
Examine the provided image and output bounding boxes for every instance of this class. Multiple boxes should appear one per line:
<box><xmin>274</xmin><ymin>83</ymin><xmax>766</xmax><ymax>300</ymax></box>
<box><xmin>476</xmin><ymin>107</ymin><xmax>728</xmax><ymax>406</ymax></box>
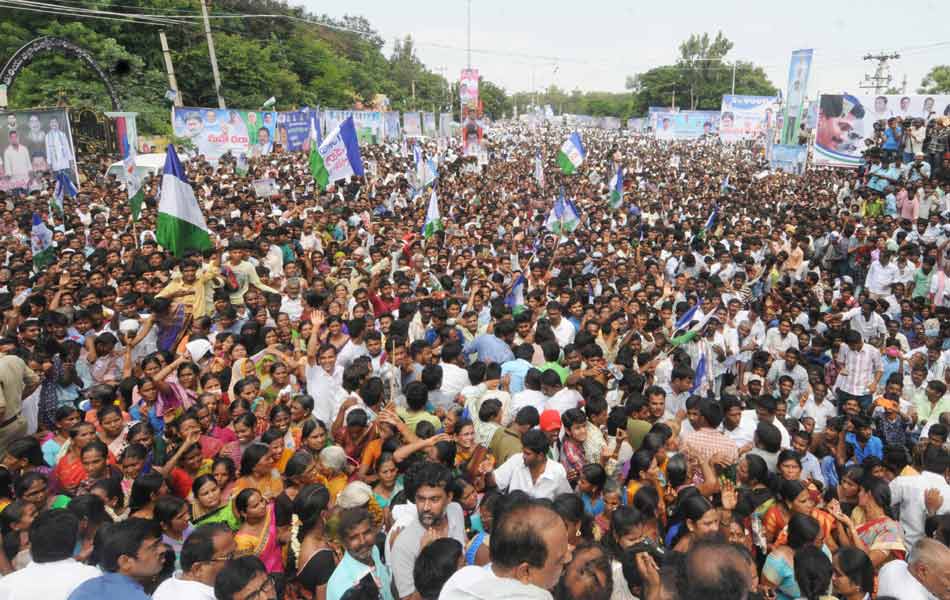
<box><xmin>53</xmin><ymin>171</ymin><xmax>77</xmax><ymax>214</ymax></box>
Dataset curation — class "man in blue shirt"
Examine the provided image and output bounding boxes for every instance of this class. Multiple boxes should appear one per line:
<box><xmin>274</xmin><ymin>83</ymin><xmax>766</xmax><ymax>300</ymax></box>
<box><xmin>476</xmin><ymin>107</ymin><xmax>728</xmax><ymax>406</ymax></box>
<box><xmin>68</xmin><ymin>518</ymin><xmax>166</xmax><ymax>600</ymax></box>
<box><xmin>840</xmin><ymin>415</ymin><xmax>884</xmax><ymax>465</ymax></box>
<box><xmin>462</xmin><ymin>319</ymin><xmax>516</xmax><ymax>365</ymax></box>
<box><xmin>327</xmin><ymin>507</ymin><xmax>394</xmax><ymax>600</ymax></box>
<box><xmin>501</xmin><ymin>343</ymin><xmax>535</xmax><ymax>393</ymax></box>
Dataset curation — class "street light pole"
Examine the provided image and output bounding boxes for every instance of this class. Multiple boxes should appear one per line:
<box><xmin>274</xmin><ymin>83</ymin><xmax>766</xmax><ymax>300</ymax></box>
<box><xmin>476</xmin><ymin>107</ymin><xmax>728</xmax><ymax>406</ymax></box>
<box><xmin>466</xmin><ymin>0</ymin><xmax>472</xmax><ymax>69</ymax></box>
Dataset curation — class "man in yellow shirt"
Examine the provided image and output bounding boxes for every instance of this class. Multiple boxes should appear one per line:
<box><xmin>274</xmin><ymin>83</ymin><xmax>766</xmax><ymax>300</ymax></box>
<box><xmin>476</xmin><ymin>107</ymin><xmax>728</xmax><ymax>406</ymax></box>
<box><xmin>156</xmin><ymin>253</ymin><xmax>221</xmax><ymax>317</ymax></box>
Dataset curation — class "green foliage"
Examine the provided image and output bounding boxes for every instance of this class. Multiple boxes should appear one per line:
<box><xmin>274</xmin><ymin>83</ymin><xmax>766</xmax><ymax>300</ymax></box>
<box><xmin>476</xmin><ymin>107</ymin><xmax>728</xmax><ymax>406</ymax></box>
<box><xmin>511</xmin><ymin>86</ymin><xmax>636</xmax><ymax>120</ymax></box>
<box><xmin>0</xmin><ymin>0</ymin><xmax>508</xmax><ymax>135</ymax></box>
<box><xmin>919</xmin><ymin>65</ymin><xmax>950</xmax><ymax>94</ymax></box>
<box><xmin>626</xmin><ymin>32</ymin><xmax>777</xmax><ymax>114</ymax></box>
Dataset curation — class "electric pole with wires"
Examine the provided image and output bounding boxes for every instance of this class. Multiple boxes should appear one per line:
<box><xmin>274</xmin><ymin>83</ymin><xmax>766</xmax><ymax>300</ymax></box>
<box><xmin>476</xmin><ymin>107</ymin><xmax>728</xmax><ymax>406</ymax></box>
<box><xmin>860</xmin><ymin>52</ymin><xmax>900</xmax><ymax>94</ymax></box>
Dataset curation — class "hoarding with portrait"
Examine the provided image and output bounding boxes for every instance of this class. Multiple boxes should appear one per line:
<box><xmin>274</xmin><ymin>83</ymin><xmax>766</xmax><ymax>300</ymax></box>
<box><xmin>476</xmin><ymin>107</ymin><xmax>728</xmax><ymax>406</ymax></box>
<box><xmin>813</xmin><ymin>93</ymin><xmax>950</xmax><ymax>167</ymax></box>
<box><xmin>0</xmin><ymin>108</ymin><xmax>77</xmax><ymax>192</ymax></box>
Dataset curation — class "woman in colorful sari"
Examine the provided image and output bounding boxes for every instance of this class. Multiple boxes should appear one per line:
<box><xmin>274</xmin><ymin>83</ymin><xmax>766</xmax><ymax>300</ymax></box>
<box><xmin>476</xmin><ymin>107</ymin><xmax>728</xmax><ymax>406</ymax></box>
<box><xmin>234</xmin><ymin>487</ymin><xmax>284</xmax><ymax>573</ymax></box>
<box><xmin>829</xmin><ymin>476</ymin><xmax>906</xmax><ymax>569</ymax></box>
<box><xmin>51</xmin><ymin>422</ymin><xmax>99</xmax><ymax>495</ymax></box>
<box><xmin>191</xmin><ymin>473</ymin><xmax>240</xmax><ymax>530</ymax></box>
<box><xmin>766</xmin><ymin>479</ymin><xmax>839</xmax><ymax>553</ymax></box>
<box><xmin>761</xmin><ymin>513</ymin><xmax>822</xmax><ymax>600</ymax></box>
<box><xmin>233</xmin><ymin>442</ymin><xmax>284</xmax><ymax>503</ymax></box>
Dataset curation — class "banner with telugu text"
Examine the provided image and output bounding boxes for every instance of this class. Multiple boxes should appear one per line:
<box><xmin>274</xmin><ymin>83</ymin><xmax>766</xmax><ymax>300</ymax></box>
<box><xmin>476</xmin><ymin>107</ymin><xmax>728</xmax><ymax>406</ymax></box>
<box><xmin>172</xmin><ymin>107</ymin><xmax>277</xmax><ymax>161</ymax></box>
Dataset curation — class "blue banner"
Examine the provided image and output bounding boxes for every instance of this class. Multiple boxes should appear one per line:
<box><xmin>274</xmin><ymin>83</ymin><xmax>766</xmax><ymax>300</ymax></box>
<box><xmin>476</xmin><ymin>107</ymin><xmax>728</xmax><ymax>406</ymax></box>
<box><xmin>276</xmin><ymin>109</ymin><xmax>318</xmax><ymax>152</ymax></box>
<box><xmin>781</xmin><ymin>49</ymin><xmax>813</xmax><ymax>145</ymax></box>
<box><xmin>719</xmin><ymin>95</ymin><xmax>779</xmax><ymax>143</ymax></box>
<box><xmin>771</xmin><ymin>144</ymin><xmax>808</xmax><ymax>174</ymax></box>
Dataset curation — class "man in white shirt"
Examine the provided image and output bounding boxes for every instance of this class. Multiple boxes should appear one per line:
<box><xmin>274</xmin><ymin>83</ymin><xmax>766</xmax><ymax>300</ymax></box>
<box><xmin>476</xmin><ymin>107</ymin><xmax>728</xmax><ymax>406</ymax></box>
<box><xmin>305</xmin><ymin>318</ymin><xmax>346</xmax><ymax>424</ymax></box>
<box><xmin>889</xmin><ymin>450</ymin><xmax>950</xmax><ymax>546</ymax></box>
<box><xmin>763</xmin><ymin>318</ymin><xmax>798</xmax><ymax>359</ymax></box>
<box><xmin>540</xmin><ymin>369</ymin><xmax>582</xmax><ymax>415</ymax></box>
<box><xmin>491</xmin><ymin>429</ymin><xmax>572</xmax><ymax>500</ymax></box>
<box><xmin>865</xmin><ymin>252</ymin><xmax>897</xmax><ymax>299</ymax></box>
<box><xmin>153</xmin><ymin>523</ymin><xmax>236</xmax><ymax>600</ymax></box>
<box><xmin>878</xmin><ymin>538</ymin><xmax>950</xmax><ymax>600</ymax></box>
<box><xmin>545</xmin><ymin>302</ymin><xmax>576</xmax><ymax>348</ymax></box>
<box><xmin>278</xmin><ymin>278</ymin><xmax>304</xmax><ymax>322</ymax></box>
<box><xmin>439</xmin><ymin>500</ymin><xmax>569</xmax><ymax>600</ymax></box>
<box><xmin>438</xmin><ymin>342</ymin><xmax>471</xmax><ymax>397</ymax></box>
<box><xmin>0</xmin><ymin>509</ymin><xmax>100</xmax><ymax>600</ymax></box>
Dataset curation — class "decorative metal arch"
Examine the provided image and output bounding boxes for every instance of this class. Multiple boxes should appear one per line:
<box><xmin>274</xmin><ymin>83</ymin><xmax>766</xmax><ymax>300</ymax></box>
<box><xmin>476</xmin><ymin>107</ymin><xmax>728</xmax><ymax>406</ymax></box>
<box><xmin>1</xmin><ymin>36</ymin><xmax>122</xmax><ymax>110</ymax></box>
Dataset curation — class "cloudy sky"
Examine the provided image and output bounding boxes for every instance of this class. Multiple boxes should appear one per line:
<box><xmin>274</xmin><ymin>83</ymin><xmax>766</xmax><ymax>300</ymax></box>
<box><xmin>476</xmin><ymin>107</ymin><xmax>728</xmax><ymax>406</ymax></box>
<box><xmin>295</xmin><ymin>0</ymin><xmax>949</xmax><ymax>97</ymax></box>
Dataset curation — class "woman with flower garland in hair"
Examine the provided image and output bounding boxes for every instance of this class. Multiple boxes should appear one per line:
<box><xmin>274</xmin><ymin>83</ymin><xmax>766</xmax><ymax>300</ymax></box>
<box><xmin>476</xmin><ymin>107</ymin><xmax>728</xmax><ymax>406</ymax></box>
<box><xmin>285</xmin><ymin>484</ymin><xmax>337</xmax><ymax>600</ymax></box>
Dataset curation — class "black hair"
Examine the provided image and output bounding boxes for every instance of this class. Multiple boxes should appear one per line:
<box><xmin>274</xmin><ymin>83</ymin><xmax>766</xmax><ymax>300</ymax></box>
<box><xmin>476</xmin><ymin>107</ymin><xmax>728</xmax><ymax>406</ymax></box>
<box><xmin>29</xmin><ymin>508</ymin><xmax>80</xmax><ymax>563</ymax></box>
<box><xmin>293</xmin><ymin>484</ymin><xmax>331</xmax><ymax>542</ymax></box>
<box><xmin>834</xmin><ymin>546</ymin><xmax>874</xmax><ymax>595</ymax></box>
<box><xmin>794</xmin><ymin>545</ymin><xmax>833</xmax><ymax>600</ymax></box>
<box><xmin>787</xmin><ymin>513</ymin><xmax>820</xmax><ymax>550</ymax></box>
<box><xmin>97</xmin><ymin>517</ymin><xmax>162</xmax><ymax>573</ymax></box>
<box><xmin>215</xmin><ymin>555</ymin><xmax>268</xmax><ymax>600</ymax></box>
<box><xmin>181</xmin><ymin>522</ymin><xmax>232</xmax><ymax>572</ymax></box>
<box><xmin>240</xmin><ymin>443</ymin><xmax>271</xmax><ymax>476</ymax></box>
<box><xmin>414</xmin><ymin>538</ymin><xmax>463</xmax><ymax>600</ymax></box>
<box><xmin>128</xmin><ymin>472</ymin><xmax>166</xmax><ymax>513</ymax></box>
<box><xmin>154</xmin><ymin>495</ymin><xmax>188</xmax><ymax>529</ymax></box>
<box><xmin>490</xmin><ymin>499</ymin><xmax>562</xmax><ymax>570</ymax></box>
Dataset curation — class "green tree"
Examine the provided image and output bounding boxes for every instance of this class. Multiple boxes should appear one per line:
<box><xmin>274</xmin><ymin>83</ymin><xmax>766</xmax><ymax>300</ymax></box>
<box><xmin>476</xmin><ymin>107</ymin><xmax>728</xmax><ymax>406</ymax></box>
<box><xmin>919</xmin><ymin>66</ymin><xmax>950</xmax><ymax>94</ymax></box>
<box><xmin>625</xmin><ymin>32</ymin><xmax>776</xmax><ymax>113</ymax></box>
<box><xmin>479</xmin><ymin>78</ymin><xmax>511</xmax><ymax>119</ymax></box>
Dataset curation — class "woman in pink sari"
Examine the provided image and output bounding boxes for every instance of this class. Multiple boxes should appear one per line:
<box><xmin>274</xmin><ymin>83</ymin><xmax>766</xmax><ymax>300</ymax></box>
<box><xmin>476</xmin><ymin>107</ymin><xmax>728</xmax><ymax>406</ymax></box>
<box><xmin>234</xmin><ymin>487</ymin><xmax>284</xmax><ymax>573</ymax></box>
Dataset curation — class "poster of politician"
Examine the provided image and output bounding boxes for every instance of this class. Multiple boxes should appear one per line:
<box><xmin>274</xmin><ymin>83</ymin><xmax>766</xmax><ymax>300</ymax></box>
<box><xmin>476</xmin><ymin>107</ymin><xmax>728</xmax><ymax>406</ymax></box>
<box><xmin>813</xmin><ymin>93</ymin><xmax>950</xmax><ymax>167</ymax></box>
<box><xmin>173</xmin><ymin>108</ymin><xmax>278</xmax><ymax>161</ymax></box>
<box><xmin>719</xmin><ymin>96</ymin><xmax>780</xmax><ymax>143</ymax></box>
<box><xmin>0</xmin><ymin>109</ymin><xmax>77</xmax><ymax>192</ymax></box>
<box><xmin>653</xmin><ymin>110</ymin><xmax>720</xmax><ymax>140</ymax></box>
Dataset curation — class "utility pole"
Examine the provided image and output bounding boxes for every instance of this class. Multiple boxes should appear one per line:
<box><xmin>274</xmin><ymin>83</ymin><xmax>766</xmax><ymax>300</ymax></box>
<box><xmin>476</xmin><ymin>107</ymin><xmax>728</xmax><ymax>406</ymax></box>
<box><xmin>466</xmin><ymin>0</ymin><xmax>472</xmax><ymax>69</ymax></box>
<box><xmin>860</xmin><ymin>52</ymin><xmax>900</xmax><ymax>94</ymax></box>
<box><xmin>158</xmin><ymin>32</ymin><xmax>183</xmax><ymax>107</ymax></box>
<box><xmin>901</xmin><ymin>74</ymin><xmax>908</xmax><ymax>94</ymax></box>
<box><xmin>200</xmin><ymin>0</ymin><xmax>226</xmax><ymax>108</ymax></box>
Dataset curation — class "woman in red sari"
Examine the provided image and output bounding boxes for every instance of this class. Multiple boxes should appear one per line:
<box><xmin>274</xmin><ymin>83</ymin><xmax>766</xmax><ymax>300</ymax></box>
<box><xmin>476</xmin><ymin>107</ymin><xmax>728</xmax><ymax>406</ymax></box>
<box><xmin>764</xmin><ymin>479</ymin><xmax>837</xmax><ymax>553</ymax></box>
<box><xmin>829</xmin><ymin>476</ymin><xmax>906</xmax><ymax>570</ymax></box>
<box><xmin>52</xmin><ymin>422</ymin><xmax>103</xmax><ymax>495</ymax></box>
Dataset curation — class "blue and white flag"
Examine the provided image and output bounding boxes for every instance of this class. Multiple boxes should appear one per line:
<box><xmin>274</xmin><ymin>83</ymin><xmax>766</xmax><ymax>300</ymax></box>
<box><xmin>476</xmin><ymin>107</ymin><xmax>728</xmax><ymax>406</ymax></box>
<box><xmin>557</xmin><ymin>132</ymin><xmax>585</xmax><ymax>174</ymax></box>
<box><xmin>157</xmin><ymin>144</ymin><xmax>212</xmax><ymax>257</ymax></box>
<box><xmin>534</xmin><ymin>150</ymin><xmax>545</xmax><ymax>188</ymax></box>
<box><xmin>690</xmin><ymin>355</ymin><xmax>707</xmax><ymax>393</ymax></box>
<box><xmin>704</xmin><ymin>205</ymin><xmax>718</xmax><ymax>231</ymax></box>
<box><xmin>505</xmin><ymin>273</ymin><xmax>527</xmax><ymax>315</ymax></box>
<box><xmin>675</xmin><ymin>299</ymin><xmax>702</xmax><ymax>331</ymax></box>
<box><xmin>609</xmin><ymin>163</ymin><xmax>624</xmax><ymax>209</ymax></box>
<box><xmin>310</xmin><ymin>116</ymin><xmax>364</xmax><ymax>191</ymax></box>
<box><xmin>31</xmin><ymin>213</ymin><xmax>55</xmax><ymax>269</ymax></box>
<box><xmin>53</xmin><ymin>171</ymin><xmax>77</xmax><ymax>214</ymax></box>
<box><xmin>544</xmin><ymin>189</ymin><xmax>581</xmax><ymax>236</ymax></box>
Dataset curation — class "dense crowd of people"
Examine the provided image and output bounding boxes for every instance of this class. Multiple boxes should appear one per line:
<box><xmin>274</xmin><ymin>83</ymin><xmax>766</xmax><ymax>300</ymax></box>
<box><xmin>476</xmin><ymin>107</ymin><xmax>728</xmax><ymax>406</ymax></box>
<box><xmin>0</xmin><ymin>118</ymin><xmax>948</xmax><ymax>600</ymax></box>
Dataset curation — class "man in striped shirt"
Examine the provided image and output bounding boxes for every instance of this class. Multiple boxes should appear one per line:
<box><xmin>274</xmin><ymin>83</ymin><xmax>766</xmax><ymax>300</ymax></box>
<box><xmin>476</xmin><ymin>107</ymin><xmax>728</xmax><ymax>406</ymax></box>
<box><xmin>834</xmin><ymin>329</ymin><xmax>883</xmax><ymax>411</ymax></box>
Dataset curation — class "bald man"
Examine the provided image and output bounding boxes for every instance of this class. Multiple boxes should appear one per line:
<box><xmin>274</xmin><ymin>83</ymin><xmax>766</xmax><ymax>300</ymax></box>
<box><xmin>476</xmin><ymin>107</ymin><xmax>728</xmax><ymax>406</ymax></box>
<box><xmin>878</xmin><ymin>538</ymin><xmax>950</xmax><ymax>600</ymax></box>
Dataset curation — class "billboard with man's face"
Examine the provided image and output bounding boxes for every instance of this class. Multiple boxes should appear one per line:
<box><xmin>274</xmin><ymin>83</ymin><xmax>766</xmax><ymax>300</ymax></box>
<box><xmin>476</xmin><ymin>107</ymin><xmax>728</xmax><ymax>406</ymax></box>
<box><xmin>0</xmin><ymin>108</ymin><xmax>77</xmax><ymax>192</ymax></box>
<box><xmin>172</xmin><ymin>107</ymin><xmax>277</xmax><ymax>161</ymax></box>
<box><xmin>813</xmin><ymin>93</ymin><xmax>950</xmax><ymax>167</ymax></box>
